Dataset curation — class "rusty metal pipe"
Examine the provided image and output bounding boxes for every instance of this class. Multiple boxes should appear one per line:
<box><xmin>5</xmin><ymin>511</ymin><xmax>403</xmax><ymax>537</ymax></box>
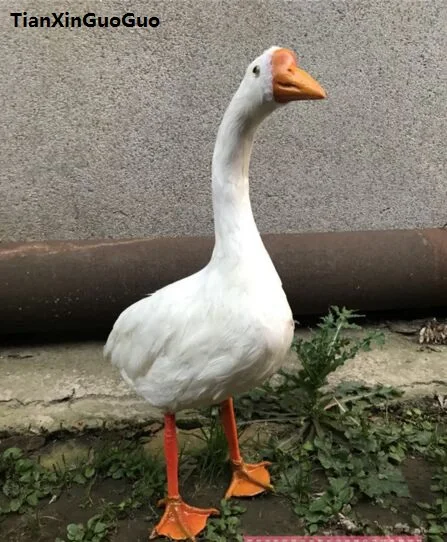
<box><xmin>0</xmin><ymin>229</ymin><xmax>446</xmax><ymax>335</ymax></box>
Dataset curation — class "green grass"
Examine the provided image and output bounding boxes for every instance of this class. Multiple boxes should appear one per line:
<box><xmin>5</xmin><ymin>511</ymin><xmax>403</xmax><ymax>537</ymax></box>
<box><xmin>188</xmin><ymin>406</ymin><xmax>229</xmax><ymax>483</ymax></box>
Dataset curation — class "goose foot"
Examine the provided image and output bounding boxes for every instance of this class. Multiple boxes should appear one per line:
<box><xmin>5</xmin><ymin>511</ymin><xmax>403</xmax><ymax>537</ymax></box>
<box><xmin>224</xmin><ymin>459</ymin><xmax>273</xmax><ymax>499</ymax></box>
<box><xmin>150</xmin><ymin>496</ymin><xmax>219</xmax><ymax>541</ymax></box>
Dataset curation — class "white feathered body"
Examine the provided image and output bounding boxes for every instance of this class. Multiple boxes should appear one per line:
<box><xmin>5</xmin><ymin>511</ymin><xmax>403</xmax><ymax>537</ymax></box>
<box><xmin>104</xmin><ymin>249</ymin><xmax>294</xmax><ymax>413</ymax></box>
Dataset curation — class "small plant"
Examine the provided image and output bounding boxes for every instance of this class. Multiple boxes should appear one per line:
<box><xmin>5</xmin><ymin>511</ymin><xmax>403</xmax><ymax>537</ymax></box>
<box><xmin>92</xmin><ymin>439</ymin><xmax>165</xmax><ymax>506</ymax></box>
<box><xmin>294</xmin><ymin>476</ymin><xmax>354</xmax><ymax>534</ymax></box>
<box><xmin>200</xmin><ymin>499</ymin><xmax>245</xmax><ymax>542</ymax></box>
<box><xmin>191</xmin><ymin>406</ymin><xmax>243</xmax><ymax>483</ymax></box>
<box><xmin>412</xmin><ymin>464</ymin><xmax>447</xmax><ymax>542</ymax></box>
<box><xmin>266</xmin><ymin>441</ymin><xmax>314</xmax><ymax>504</ymax></box>
<box><xmin>56</xmin><ymin>514</ymin><xmax>112</xmax><ymax>542</ymax></box>
<box><xmin>237</xmin><ymin>307</ymin><xmax>387</xmax><ymax>441</ymax></box>
<box><xmin>284</xmin><ymin>306</ymin><xmax>385</xmax><ymax>442</ymax></box>
<box><xmin>0</xmin><ymin>447</ymin><xmax>60</xmax><ymax>515</ymax></box>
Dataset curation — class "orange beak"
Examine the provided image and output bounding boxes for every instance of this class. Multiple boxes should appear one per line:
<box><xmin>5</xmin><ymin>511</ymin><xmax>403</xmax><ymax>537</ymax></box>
<box><xmin>272</xmin><ymin>48</ymin><xmax>326</xmax><ymax>103</ymax></box>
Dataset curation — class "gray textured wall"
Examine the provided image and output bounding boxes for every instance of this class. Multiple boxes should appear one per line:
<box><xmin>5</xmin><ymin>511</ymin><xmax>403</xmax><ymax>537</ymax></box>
<box><xmin>1</xmin><ymin>0</ymin><xmax>446</xmax><ymax>242</ymax></box>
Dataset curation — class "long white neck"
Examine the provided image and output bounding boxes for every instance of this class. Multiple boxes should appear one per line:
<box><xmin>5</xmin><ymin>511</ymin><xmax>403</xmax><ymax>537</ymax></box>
<box><xmin>210</xmin><ymin>91</ymin><xmax>276</xmax><ymax>265</ymax></box>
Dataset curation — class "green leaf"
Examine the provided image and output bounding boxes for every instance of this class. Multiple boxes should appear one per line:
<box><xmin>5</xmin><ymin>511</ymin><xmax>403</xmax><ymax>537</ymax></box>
<box><xmin>87</xmin><ymin>514</ymin><xmax>102</xmax><ymax>529</ymax></box>
<box><xmin>338</xmin><ymin>487</ymin><xmax>354</xmax><ymax>503</ymax></box>
<box><xmin>94</xmin><ymin>521</ymin><xmax>108</xmax><ymax>534</ymax></box>
<box><xmin>328</xmin><ymin>477</ymin><xmax>349</xmax><ymax>493</ymax></box>
<box><xmin>67</xmin><ymin>523</ymin><xmax>85</xmax><ymax>541</ymax></box>
<box><xmin>428</xmin><ymin>523</ymin><xmax>444</xmax><ymax>534</ymax></box>
<box><xmin>302</xmin><ymin>440</ymin><xmax>314</xmax><ymax>451</ymax></box>
<box><xmin>73</xmin><ymin>473</ymin><xmax>87</xmax><ymax>485</ymax></box>
<box><xmin>9</xmin><ymin>498</ymin><xmax>22</xmax><ymax>512</ymax></box>
<box><xmin>26</xmin><ymin>492</ymin><xmax>39</xmax><ymax>506</ymax></box>
<box><xmin>3</xmin><ymin>447</ymin><xmax>22</xmax><ymax>460</ymax></box>
<box><xmin>309</xmin><ymin>497</ymin><xmax>331</xmax><ymax>513</ymax></box>
<box><xmin>84</xmin><ymin>466</ymin><xmax>95</xmax><ymax>479</ymax></box>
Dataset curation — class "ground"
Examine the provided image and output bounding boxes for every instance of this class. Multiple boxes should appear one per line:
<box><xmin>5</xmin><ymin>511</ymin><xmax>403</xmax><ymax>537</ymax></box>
<box><xmin>1</xmin><ymin>313</ymin><xmax>447</xmax><ymax>541</ymax></box>
<box><xmin>0</xmin><ymin>417</ymin><xmax>442</xmax><ymax>542</ymax></box>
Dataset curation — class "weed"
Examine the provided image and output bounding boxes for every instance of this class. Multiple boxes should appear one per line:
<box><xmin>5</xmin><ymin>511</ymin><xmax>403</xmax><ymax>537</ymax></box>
<box><xmin>236</xmin><ymin>307</ymin><xmax>387</xmax><ymax>439</ymax></box>
<box><xmin>268</xmin><ymin>443</ymin><xmax>314</xmax><ymax>504</ymax></box>
<box><xmin>191</xmin><ymin>406</ymin><xmax>233</xmax><ymax>483</ymax></box>
<box><xmin>294</xmin><ymin>477</ymin><xmax>354</xmax><ymax>534</ymax></box>
<box><xmin>412</xmin><ymin>464</ymin><xmax>447</xmax><ymax>542</ymax></box>
<box><xmin>92</xmin><ymin>439</ymin><xmax>165</xmax><ymax>506</ymax></box>
<box><xmin>0</xmin><ymin>447</ymin><xmax>60</xmax><ymax>515</ymax></box>
<box><xmin>200</xmin><ymin>499</ymin><xmax>245</xmax><ymax>542</ymax></box>
<box><xmin>55</xmin><ymin>514</ymin><xmax>112</xmax><ymax>542</ymax></box>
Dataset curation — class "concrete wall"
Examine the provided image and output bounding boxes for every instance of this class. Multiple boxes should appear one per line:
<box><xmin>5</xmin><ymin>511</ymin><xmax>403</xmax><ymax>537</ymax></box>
<box><xmin>1</xmin><ymin>0</ymin><xmax>445</xmax><ymax>242</ymax></box>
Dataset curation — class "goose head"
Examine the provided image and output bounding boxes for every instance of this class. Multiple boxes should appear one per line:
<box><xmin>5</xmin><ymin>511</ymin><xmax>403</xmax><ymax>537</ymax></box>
<box><xmin>233</xmin><ymin>46</ymin><xmax>326</xmax><ymax>120</ymax></box>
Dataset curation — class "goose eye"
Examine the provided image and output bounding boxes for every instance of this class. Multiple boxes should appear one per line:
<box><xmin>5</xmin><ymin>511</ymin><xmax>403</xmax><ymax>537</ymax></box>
<box><xmin>252</xmin><ymin>65</ymin><xmax>260</xmax><ymax>76</ymax></box>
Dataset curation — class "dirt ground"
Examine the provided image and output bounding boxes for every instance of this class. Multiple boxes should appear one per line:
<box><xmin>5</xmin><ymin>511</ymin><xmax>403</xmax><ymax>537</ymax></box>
<box><xmin>0</xmin><ymin>434</ymin><xmax>434</xmax><ymax>542</ymax></box>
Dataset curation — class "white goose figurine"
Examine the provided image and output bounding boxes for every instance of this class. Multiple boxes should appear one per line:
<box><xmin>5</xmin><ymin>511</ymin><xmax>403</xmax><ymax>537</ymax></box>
<box><xmin>105</xmin><ymin>46</ymin><xmax>326</xmax><ymax>541</ymax></box>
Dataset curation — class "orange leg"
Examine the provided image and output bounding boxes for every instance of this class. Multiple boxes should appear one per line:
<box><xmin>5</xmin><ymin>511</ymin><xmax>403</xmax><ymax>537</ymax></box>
<box><xmin>220</xmin><ymin>397</ymin><xmax>273</xmax><ymax>499</ymax></box>
<box><xmin>150</xmin><ymin>413</ymin><xmax>219</xmax><ymax>541</ymax></box>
